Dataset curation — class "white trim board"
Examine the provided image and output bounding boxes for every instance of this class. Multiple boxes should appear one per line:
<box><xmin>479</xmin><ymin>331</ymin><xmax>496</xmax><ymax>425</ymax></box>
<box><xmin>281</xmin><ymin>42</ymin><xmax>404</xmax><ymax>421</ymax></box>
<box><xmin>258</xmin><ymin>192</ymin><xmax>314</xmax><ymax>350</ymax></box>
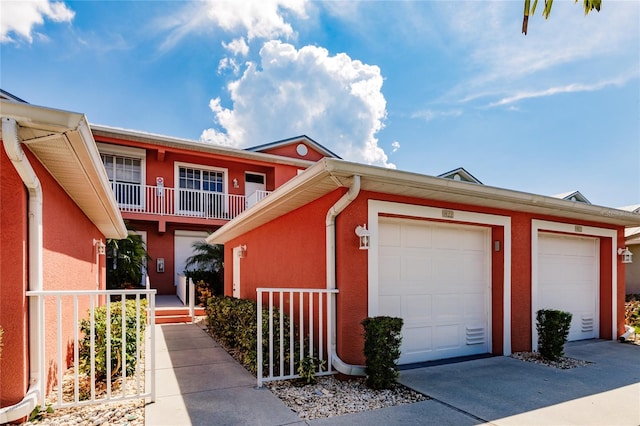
<box><xmin>367</xmin><ymin>200</ymin><xmax>512</xmax><ymax>356</ymax></box>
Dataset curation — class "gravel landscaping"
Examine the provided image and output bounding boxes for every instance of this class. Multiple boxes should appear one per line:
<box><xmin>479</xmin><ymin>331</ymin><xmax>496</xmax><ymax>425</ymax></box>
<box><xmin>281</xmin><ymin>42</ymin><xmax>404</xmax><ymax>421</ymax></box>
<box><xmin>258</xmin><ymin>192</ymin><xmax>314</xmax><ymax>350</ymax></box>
<box><xmin>266</xmin><ymin>376</ymin><xmax>427</xmax><ymax>420</ymax></box>
<box><xmin>511</xmin><ymin>351</ymin><xmax>592</xmax><ymax>369</ymax></box>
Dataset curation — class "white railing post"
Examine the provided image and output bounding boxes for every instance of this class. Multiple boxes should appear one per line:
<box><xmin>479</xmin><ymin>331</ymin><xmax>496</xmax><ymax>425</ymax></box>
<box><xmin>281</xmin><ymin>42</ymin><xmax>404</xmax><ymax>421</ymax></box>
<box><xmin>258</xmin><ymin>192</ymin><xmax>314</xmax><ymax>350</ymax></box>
<box><xmin>257</xmin><ymin>289</ymin><xmax>264</xmax><ymax>388</ymax></box>
<box><xmin>188</xmin><ymin>278</ymin><xmax>195</xmax><ymax>323</ymax></box>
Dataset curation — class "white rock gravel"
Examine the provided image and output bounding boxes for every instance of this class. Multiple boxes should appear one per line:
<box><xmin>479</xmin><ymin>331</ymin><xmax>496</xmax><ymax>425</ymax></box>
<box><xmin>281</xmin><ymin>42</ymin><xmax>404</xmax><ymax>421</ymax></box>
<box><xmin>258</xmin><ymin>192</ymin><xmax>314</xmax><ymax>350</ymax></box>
<box><xmin>511</xmin><ymin>351</ymin><xmax>591</xmax><ymax>369</ymax></box>
<box><xmin>266</xmin><ymin>376</ymin><xmax>427</xmax><ymax>420</ymax></box>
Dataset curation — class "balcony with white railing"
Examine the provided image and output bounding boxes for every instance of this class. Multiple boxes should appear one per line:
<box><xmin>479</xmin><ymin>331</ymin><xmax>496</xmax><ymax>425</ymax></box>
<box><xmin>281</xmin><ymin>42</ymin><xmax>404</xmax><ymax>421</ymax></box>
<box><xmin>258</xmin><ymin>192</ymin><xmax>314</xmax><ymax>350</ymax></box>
<box><xmin>110</xmin><ymin>182</ymin><xmax>271</xmax><ymax>220</ymax></box>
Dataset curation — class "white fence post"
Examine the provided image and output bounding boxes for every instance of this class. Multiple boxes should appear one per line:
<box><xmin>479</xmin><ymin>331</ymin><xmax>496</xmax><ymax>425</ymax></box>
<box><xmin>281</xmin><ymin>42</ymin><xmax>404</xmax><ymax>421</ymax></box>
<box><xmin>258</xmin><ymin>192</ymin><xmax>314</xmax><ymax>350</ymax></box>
<box><xmin>188</xmin><ymin>278</ymin><xmax>195</xmax><ymax>323</ymax></box>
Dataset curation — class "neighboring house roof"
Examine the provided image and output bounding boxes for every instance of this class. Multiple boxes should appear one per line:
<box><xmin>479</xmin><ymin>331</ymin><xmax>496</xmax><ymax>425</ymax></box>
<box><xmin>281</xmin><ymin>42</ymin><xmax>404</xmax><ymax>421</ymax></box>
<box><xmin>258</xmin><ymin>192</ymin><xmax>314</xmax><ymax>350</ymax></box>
<box><xmin>438</xmin><ymin>167</ymin><xmax>482</xmax><ymax>184</ymax></box>
<box><xmin>247</xmin><ymin>135</ymin><xmax>341</xmax><ymax>159</ymax></box>
<box><xmin>208</xmin><ymin>158</ymin><xmax>640</xmax><ymax>244</ymax></box>
<box><xmin>0</xmin><ymin>89</ymin><xmax>28</xmax><ymax>103</ymax></box>
<box><xmin>552</xmin><ymin>190</ymin><xmax>591</xmax><ymax>204</ymax></box>
<box><xmin>91</xmin><ymin>124</ymin><xmax>318</xmax><ymax>168</ymax></box>
<box><xmin>620</xmin><ymin>205</ymin><xmax>640</xmax><ymax>243</ymax></box>
<box><xmin>1</xmin><ymin>100</ymin><xmax>127</xmax><ymax>239</ymax></box>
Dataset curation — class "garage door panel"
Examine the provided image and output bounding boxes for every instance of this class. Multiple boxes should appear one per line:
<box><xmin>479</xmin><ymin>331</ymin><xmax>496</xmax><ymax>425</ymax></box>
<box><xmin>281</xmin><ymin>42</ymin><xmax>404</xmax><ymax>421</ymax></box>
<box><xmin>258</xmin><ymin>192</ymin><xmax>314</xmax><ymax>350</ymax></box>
<box><xmin>434</xmin><ymin>325</ymin><xmax>460</xmax><ymax>350</ymax></box>
<box><xmin>537</xmin><ymin>233</ymin><xmax>598</xmax><ymax>341</ymax></box>
<box><xmin>379</xmin><ymin>218</ymin><xmax>490</xmax><ymax>364</ymax></box>
<box><xmin>379</xmin><ymin>295</ymin><xmax>402</xmax><ymax>317</ymax></box>
<box><xmin>404</xmin><ymin>223</ymin><xmax>433</xmax><ymax>248</ymax></box>
<box><xmin>379</xmin><ymin>222</ymin><xmax>401</xmax><ymax>246</ymax></box>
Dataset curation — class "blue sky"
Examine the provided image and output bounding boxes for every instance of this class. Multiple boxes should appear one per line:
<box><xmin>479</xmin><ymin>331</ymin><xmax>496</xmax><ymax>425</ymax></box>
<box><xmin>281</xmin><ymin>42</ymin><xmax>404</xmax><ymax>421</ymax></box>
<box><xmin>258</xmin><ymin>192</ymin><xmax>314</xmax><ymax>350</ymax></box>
<box><xmin>1</xmin><ymin>0</ymin><xmax>638</xmax><ymax>208</ymax></box>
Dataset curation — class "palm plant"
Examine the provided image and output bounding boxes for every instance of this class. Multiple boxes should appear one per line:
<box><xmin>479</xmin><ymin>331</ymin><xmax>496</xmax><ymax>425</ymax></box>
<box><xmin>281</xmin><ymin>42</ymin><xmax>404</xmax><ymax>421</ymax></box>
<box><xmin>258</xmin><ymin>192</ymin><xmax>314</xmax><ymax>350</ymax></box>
<box><xmin>184</xmin><ymin>241</ymin><xmax>224</xmax><ymax>297</ymax></box>
<box><xmin>106</xmin><ymin>233</ymin><xmax>150</xmax><ymax>289</ymax></box>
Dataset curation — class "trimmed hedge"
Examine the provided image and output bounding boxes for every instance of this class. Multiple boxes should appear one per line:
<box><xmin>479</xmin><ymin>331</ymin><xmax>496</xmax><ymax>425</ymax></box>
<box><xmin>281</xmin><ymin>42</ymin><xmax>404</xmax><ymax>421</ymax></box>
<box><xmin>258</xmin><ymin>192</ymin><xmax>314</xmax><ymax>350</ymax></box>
<box><xmin>79</xmin><ymin>299</ymin><xmax>147</xmax><ymax>381</ymax></box>
<box><xmin>206</xmin><ymin>295</ymin><xmax>297</xmax><ymax>376</ymax></box>
<box><xmin>361</xmin><ymin>316</ymin><xmax>403</xmax><ymax>390</ymax></box>
<box><xmin>536</xmin><ymin>309</ymin><xmax>572</xmax><ymax>361</ymax></box>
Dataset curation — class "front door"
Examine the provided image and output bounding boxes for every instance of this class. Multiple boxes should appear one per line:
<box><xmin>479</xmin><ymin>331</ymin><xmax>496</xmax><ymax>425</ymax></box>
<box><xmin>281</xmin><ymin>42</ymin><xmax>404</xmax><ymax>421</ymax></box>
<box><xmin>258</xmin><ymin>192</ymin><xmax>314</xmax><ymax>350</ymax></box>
<box><xmin>245</xmin><ymin>172</ymin><xmax>266</xmax><ymax>208</ymax></box>
<box><xmin>232</xmin><ymin>246</ymin><xmax>242</xmax><ymax>298</ymax></box>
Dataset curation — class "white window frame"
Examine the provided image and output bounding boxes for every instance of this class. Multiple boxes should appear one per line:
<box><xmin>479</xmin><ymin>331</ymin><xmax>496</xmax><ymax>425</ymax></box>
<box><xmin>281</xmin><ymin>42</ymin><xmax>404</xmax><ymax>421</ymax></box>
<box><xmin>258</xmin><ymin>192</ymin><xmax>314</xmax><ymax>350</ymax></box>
<box><xmin>174</xmin><ymin>162</ymin><xmax>228</xmax><ymax>216</ymax></box>
<box><xmin>97</xmin><ymin>143</ymin><xmax>146</xmax><ymax>209</ymax></box>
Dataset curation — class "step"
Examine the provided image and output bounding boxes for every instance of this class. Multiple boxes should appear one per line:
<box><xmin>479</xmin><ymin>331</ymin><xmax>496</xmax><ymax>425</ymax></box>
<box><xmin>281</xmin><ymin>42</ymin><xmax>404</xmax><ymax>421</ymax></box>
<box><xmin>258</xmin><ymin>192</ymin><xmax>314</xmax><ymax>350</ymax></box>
<box><xmin>155</xmin><ymin>314</ymin><xmax>193</xmax><ymax>324</ymax></box>
<box><xmin>153</xmin><ymin>307</ymin><xmax>206</xmax><ymax>317</ymax></box>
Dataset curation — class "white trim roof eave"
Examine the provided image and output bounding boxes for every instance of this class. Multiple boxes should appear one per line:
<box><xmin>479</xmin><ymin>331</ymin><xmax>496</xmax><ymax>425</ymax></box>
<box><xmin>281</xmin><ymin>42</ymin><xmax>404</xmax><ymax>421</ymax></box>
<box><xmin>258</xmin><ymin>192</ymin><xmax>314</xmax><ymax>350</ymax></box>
<box><xmin>247</xmin><ymin>134</ymin><xmax>342</xmax><ymax>159</ymax></box>
<box><xmin>90</xmin><ymin>124</ymin><xmax>317</xmax><ymax>168</ymax></box>
<box><xmin>207</xmin><ymin>158</ymin><xmax>640</xmax><ymax>244</ymax></box>
<box><xmin>0</xmin><ymin>100</ymin><xmax>127</xmax><ymax>239</ymax></box>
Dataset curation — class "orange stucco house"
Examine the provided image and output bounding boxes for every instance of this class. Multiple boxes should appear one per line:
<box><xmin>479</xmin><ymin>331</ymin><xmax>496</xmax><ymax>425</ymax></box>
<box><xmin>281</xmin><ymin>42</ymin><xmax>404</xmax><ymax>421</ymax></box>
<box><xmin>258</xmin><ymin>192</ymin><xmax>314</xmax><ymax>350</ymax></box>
<box><xmin>208</xmin><ymin>158</ymin><xmax>640</xmax><ymax>370</ymax></box>
<box><xmin>0</xmin><ymin>99</ymin><xmax>127</xmax><ymax>422</ymax></box>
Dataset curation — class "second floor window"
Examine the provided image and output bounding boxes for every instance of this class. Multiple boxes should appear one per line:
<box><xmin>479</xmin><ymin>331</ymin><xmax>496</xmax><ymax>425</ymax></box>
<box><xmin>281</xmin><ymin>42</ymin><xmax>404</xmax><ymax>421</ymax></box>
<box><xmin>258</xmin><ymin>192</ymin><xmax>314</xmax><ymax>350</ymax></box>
<box><xmin>178</xmin><ymin>166</ymin><xmax>225</xmax><ymax>216</ymax></box>
<box><xmin>102</xmin><ymin>154</ymin><xmax>142</xmax><ymax>207</ymax></box>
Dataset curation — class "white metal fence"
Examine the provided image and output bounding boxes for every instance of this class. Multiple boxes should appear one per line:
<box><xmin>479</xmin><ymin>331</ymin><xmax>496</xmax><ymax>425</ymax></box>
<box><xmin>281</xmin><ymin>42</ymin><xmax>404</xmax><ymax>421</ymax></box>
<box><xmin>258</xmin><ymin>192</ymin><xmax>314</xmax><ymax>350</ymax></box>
<box><xmin>111</xmin><ymin>182</ymin><xmax>270</xmax><ymax>220</ymax></box>
<box><xmin>25</xmin><ymin>289</ymin><xmax>156</xmax><ymax>408</ymax></box>
<box><xmin>256</xmin><ymin>288</ymin><xmax>338</xmax><ymax>387</ymax></box>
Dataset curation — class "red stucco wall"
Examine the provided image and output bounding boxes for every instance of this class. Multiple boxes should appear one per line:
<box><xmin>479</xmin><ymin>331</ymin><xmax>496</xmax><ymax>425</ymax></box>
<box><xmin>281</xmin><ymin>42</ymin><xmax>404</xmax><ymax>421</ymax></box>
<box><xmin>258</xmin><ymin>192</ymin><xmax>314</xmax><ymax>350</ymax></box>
<box><xmin>258</xmin><ymin>143</ymin><xmax>328</xmax><ymax>162</ymax></box>
<box><xmin>1</xmin><ymin>144</ymin><xmax>109</xmax><ymax>406</ymax></box>
<box><xmin>221</xmin><ymin>186</ymin><xmax>623</xmax><ymax>366</ymax></box>
<box><xmin>0</xmin><ymin>145</ymin><xmax>29</xmax><ymax>407</ymax></box>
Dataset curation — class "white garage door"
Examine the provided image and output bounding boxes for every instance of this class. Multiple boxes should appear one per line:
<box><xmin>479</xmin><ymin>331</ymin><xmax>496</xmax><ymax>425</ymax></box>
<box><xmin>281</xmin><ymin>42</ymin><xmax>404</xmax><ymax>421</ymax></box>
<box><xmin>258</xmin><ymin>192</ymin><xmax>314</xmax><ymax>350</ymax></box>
<box><xmin>174</xmin><ymin>230</ymin><xmax>209</xmax><ymax>286</ymax></box>
<box><xmin>378</xmin><ymin>218</ymin><xmax>491</xmax><ymax>364</ymax></box>
<box><xmin>537</xmin><ymin>233</ymin><xmax>598</xmax><ymax>341</ymax></box>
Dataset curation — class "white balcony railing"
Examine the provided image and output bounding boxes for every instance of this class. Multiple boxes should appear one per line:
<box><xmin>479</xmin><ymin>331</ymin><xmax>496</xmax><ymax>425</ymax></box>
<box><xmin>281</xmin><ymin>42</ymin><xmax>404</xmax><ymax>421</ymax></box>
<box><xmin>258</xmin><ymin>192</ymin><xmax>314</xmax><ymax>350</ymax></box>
<box><xmin>111</xmin><ymin>182</ymin><xmax>270</xmax><ymax>220</ymax></box>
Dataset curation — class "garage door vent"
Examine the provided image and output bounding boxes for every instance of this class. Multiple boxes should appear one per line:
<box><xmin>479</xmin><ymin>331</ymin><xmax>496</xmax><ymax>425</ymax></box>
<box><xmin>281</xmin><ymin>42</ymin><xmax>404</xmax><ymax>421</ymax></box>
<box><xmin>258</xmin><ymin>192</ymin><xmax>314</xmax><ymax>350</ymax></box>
<box><xmin>581</xmin><ymin>316</ymin><xmax>594</xmax><ymax>333</ymax></box>
<box><xmin>466</xmin><ymin>326</ymin><xmax>486</xmax><ymax>345</ymax></box>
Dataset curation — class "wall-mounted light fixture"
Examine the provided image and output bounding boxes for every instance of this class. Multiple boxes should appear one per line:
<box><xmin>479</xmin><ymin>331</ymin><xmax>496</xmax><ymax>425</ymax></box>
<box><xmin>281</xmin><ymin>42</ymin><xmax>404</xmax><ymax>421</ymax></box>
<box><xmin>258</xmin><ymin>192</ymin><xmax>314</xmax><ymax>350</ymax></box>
<box><xmin>355</xmin><ymin>225</ymin><xmax>371</xmax><ymax>250</ymax></box>
<box><xmin>618</xmin><ymin>247</ymin><xmax>633</xmax><ymax>264</ymax></box>
<box><xmin>93</xmin><ymin>239</ymin><xmax>106</xmax><ymax>255</ymax></box>
<box><xmin>238</xmin><ymin>245</ymin><xmax>247</xmax><ymax>258</ymax></box>
<box><xmin>233</xmin><ymin>178</ymin><xmax>239</xmax><ymax>188</ymax></box>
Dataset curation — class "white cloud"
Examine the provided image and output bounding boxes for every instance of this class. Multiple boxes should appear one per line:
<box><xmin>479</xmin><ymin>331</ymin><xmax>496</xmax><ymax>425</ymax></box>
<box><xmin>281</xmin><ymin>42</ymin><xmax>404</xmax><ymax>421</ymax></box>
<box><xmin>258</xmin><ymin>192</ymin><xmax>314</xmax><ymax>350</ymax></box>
<box><xmin>411</xmin><ymin>109</ymin><xmax>463</xmax><ymax>122</ymax></box>
<box><xmin>159</xmin><ymin>0</ymin><xmax>309</xmax><ymax>51</ymax></box>
<box><xmin>391</xmin><ymin>141</ymin><xmax>400</xmax><ymax>153</ymax></box>
<box><xmin>201</xmin><ymin>41</ymin><xmax>393</xmax><ymax>168</ymax></box>
<box><xmin>432</xmin><ymin>2</ymin><xmax>640</xmax><ymax>106</ymax></box>
<box><xmin>487</xmin><ymin>70</ymin><xmax>638</xmax><ymax>108</ymax></box>
<box><xmin>222</xmin><ymin>37</ymin><xmax>250</xmax><ymax>56</ymax></box>
<box><xmin>0</xmin><ymin>0</ymin><xmax>74</xmax><ymax>43</ymax></box>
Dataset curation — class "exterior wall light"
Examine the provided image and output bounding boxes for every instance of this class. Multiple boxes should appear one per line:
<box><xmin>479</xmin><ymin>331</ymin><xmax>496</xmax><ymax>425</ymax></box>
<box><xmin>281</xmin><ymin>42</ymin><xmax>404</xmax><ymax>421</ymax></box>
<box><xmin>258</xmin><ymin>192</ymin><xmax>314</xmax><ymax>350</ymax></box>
<box><xmin>618</xmin><ymin>247</ymin><xmax>633</xmax><ymax>264</ymax></box>
<box><xmin>355</xmin><ymin>225</ymin><xmax>371</xmax><ymax>250</ymax></box>
<box><xmin>93</xmin><ymin>239</ymin><xmax>106</xmax><ymax>255</ymax></box>
<box><xmin>238</xmin><ymin>245</ymin><xmax>247</xmax><ymax>258</ymax></box>
<box><xmin>233</xmin><ymin>178</ymin><xmax>239</xmax><ymax>188</ymax></box>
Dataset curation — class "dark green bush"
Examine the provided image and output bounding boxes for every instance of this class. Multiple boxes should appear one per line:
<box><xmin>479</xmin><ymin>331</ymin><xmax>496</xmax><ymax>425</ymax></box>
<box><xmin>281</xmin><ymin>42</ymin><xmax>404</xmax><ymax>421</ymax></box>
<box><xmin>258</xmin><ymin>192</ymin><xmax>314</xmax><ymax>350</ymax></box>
<box><xmin>361</xmin><ymin>316</ymin><xmax>403</xmax><ymax>390</ymax></box>
<box><xmin>206</xmin><ymin>295</ymin><xmax>297</xmax><ymax>376</ymax></box>
<box><xmin>536</xmin><ymin>309</ymin><xmax>572</xmax><ymax>361</ymax></box>
<box><xmin>79</xmin><ymin>299</ymin><xmax>148</xmax><ymax>381</ymax></box>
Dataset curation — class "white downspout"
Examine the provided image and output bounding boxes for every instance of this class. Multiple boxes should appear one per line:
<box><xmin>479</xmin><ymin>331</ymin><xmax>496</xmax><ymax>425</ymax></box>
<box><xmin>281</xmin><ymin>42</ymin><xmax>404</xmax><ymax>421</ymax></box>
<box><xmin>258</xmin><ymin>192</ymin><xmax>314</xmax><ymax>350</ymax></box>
<box><xmin>0</xmin><ymin>117</ymin><xmax>44</xmax><ymax>423</ymax></box>
<box><xmin>326</xmin><ymin>175</ymin><xmax>366</xmax><ymax>376</ymax></box>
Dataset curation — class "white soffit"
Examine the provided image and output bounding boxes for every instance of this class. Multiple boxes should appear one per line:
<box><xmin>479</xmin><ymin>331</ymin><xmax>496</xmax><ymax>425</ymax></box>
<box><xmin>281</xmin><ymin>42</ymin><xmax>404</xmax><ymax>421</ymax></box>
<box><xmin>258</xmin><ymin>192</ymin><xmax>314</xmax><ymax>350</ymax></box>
<box><xmin>208</xmin><ymin>158</ymin><xmax>640</xmax><ymax>244</ymax></box>
<box><xmin>1</xmin><ymin>100</ymin><xmax>126</xmax><ymax>239</ymax></box>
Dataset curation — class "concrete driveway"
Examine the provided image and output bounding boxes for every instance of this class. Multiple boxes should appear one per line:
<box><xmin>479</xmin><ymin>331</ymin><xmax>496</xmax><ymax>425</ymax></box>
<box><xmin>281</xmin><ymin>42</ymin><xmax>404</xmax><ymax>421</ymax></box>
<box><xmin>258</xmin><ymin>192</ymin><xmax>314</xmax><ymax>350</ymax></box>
<box><xmin>397</xmin><ymin>340</ymin><xmax>640</xmax><ymax>426</ymax></box>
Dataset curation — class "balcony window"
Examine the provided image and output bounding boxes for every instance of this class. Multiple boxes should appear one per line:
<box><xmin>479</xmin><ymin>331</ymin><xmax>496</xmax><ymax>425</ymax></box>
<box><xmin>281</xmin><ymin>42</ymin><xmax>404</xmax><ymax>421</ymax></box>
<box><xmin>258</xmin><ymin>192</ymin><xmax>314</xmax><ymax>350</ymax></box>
<box><xmin>177</xmin><ymin>165</ymin><xmax>226</xmax><ymax>217</ymax></box>
<box><xmin>101</xmin><ymin>153</ymin><xmax>142</xmax><ymax>208</ymax></box>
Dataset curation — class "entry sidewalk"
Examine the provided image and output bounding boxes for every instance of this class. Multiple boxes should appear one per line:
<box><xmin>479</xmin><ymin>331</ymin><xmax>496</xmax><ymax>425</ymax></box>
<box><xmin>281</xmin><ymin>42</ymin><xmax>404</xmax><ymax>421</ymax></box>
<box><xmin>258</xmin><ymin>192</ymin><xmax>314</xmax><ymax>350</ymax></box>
<box><xmin>145</xmin><ymin>322</ymin><xmax>303</xmax><ymax>425</ymax></box>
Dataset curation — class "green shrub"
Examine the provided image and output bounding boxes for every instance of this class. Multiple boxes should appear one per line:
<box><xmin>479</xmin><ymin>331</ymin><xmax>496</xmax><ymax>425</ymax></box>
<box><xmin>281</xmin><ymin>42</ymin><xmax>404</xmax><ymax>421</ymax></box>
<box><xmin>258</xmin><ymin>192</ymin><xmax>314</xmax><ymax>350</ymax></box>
<box><xmin>297</xmin><ymin>355</ymin><xmax>326</xmax><ymax>384</ymax></box>
<box><xmin>536</xmin><ymin>309</ymin><xmax>572</xmax><ymax>361</ymax></box>
<box><xmin>361</xmin><ymin>316</ymin><xmax>404</xmax><ymax>390</ymax></box>
<box><xmin>625</xmin><ymin>294</ymin><xmax>640</xmax><ymax>333</ymax></box>
<box><xmin>78</xmin><ymin>299</ymin><xmax>148</xmax><ymax>381</ymax></box>
<box><xmin>206</xmin><ymin>295</ymin><xmax>297</xmax><ymax>376</ymax></box>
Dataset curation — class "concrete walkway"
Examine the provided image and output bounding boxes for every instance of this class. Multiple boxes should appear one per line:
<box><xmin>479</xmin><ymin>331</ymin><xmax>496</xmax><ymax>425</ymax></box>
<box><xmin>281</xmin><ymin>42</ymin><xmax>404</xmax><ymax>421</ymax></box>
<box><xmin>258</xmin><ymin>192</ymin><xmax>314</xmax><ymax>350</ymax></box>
<box><xmin>145</xmin><ymin>322</ymin><xmax>302</xmax><ymax>425</ymax></box>
<box><xmin>146</xmin><ymin>323</ymin><xmax>640</xmax><ymax>425</ymax></box>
